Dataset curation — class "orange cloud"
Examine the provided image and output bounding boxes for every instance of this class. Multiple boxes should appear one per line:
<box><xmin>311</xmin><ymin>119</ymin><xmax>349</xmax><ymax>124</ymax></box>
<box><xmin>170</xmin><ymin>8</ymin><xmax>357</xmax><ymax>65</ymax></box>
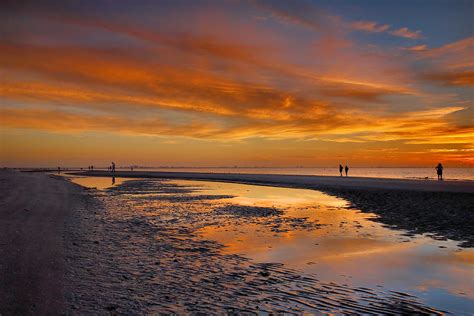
<box><xmin>390</xmin><ymin>27</ymin><xmax>423</xmax><ymax>39</ymax></box>
<box><xmin>421</xmin><ymin>70</ymin><xmax>474</xmax><ymax>87</ymax></box>
<box><xmin>351</xmin><ymin>21</ymin><xmax>390</xmax><ymax>33</ymax></box>
<box><xmin>421</xmin><ymin>36</ymin><xmax>474</xmax><ymax>59</ymax></box>
<box><xmin>414</xmin><ymin>37</ymin><xmax>474</xmax><ymax>87</ymax></box>
<box><xmin>405</xmin><ymin>44</ymin><xmax>428</xmax><ymax>52</ymax></box>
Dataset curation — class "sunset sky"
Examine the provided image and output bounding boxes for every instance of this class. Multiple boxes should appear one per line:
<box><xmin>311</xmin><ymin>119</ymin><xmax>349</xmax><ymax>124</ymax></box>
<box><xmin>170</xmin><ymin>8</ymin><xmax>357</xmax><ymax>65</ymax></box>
<box><xmin>1</xmin><ymin>0</ymin><xmax>473</xmax><ymax>167</ymax></box>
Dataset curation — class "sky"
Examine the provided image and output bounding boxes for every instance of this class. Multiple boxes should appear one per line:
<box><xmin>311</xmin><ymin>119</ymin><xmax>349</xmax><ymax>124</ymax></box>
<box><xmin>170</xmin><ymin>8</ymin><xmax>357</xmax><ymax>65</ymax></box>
<box><xmin>1</xmin><ymin>0</ymin><xmax>473</xmax><ymax>167</ymax></box>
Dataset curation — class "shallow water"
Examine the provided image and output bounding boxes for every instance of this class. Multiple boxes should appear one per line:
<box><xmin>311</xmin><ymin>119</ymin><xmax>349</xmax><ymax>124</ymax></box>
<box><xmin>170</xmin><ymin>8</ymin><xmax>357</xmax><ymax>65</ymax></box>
<box><xmin>119</xmin><ymin>167</ymin><xmax>474</xmax><ymax>180</ymax></box>
<box><xmin>68</xmin><ymin>176</ymin><xmax>474</xmax><ymax>314</ymax></box>
<box><xmin>65</xmin><ymin>175</ymin><xmax>137</xmax><ymax>190</ymax></box>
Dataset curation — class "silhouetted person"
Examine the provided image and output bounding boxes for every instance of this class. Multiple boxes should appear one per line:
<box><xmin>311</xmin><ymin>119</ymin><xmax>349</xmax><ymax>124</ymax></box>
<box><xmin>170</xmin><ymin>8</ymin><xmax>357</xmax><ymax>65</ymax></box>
<box><xmin>339</xmin><ymin>164</ymin><xmax>343</xmax><ymax>176</ymax></box>
<box><xmin>345</xmin><ymin>165</ymin><xmax>349</xmax><ymax>176</ymax></box>
<box><xmin>91</xmin><ymin>165</ymin><xmax>94</xmax><ymax>171</ymax></box>
<box><xmin>112</xmin><ymin>176</ymin><xmax>115</xmax><ymax>185</ymax></box>
<box><xmin>111</xmin><ymin>162</ymin><xmax>116</xmax><ymax>173</ymax></box>
<box><xmin>57</xmin><ymin>167</ymin><xmax>60</xmax><ymax>174</ymax></box>
<box><xmin>436</xmin><ymin>163</ymin><xmax>443</xmax><ymax>180</ymax></box>
<box><xmin>130</xmin><ymin>166</ymin><xmax>133</xmax><ymax>171</ymax></box>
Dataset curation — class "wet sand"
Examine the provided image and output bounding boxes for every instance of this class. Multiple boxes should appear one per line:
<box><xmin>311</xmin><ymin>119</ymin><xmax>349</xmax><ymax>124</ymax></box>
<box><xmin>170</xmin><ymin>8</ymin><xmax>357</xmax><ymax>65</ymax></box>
<box><xmin>1</xmin><ymin>170</ymin><xmax>472</xmax><ymax>314</ymax></box>
<box><xmin>73</xmin><ymin>171</ymin><xmax>474</xmax><ymax>247</ymax></box>
<box><xmin>64</xmin><ymin>177</ymin><xmax>445</xmax><ymax>314</ymax></box>
<box><xmin>73</xmin><ymin>170</ymin><xmax>474</xmax><ymax>192</ymax></box>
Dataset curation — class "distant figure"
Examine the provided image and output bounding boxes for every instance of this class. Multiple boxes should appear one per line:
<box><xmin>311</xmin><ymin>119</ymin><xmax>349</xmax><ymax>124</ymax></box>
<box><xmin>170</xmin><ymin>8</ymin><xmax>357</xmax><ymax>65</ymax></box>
<box><xmin>111</xmin><ymin>162</ymin><xmax>116</xmax><ymax>173</ymax></box>
<box><xmin>435</xmin><ymin>163</ymin><xmax>443</xmax><ymax>180</ymax></box>
<box><xmin>130</xmin><ymin>166</ymin><xmax>133</xmax><ymax>172</ymax></box>
<box><xmin>112</xmin><ymin>176</ymin><xmax>115</xmax><ymax>185</ymax></box>
<box><xmin>57</xmin><ymin>167</ymin><xmax>60</xmax><ymax>174</ymax></box>
<box><xmin>345</xmin><ymin>165</ymin><xmax>349</xmax><ymax>176</ymax></box>
<box><xmin>339</xmin><ymin>164</ymin><xmax>343</xmax><ymax>176</ymax></box>
<box><xmin>91</xmin><ymin>165</ymin><xmax>94</xmax><ymax>171</ymax></box>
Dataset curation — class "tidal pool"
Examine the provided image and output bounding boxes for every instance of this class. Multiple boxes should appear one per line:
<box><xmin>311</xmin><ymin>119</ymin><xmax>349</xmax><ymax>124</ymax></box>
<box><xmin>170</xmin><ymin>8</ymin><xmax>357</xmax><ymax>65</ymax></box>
<box><xmin>65</xmin><ymin>175</ymin><xmax>137</xmax><ymax>190</ymax></box>
<box><xmin>171</xmin><ymin>180</ymin><xmax>474</xmax><ymax>314</ymax></box>
<box><xmin>67</xmin><ymin>176</ymin><xmax>474</xmax><ymax>314</ymax></box>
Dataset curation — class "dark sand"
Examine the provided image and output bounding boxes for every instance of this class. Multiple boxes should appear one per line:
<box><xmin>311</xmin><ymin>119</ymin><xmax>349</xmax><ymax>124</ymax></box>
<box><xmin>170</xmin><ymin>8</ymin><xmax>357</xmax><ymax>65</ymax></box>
<box><xmin>0</xmin><ymin>171</ymin><xmax>85</xmax><ymax>314</ymax></box>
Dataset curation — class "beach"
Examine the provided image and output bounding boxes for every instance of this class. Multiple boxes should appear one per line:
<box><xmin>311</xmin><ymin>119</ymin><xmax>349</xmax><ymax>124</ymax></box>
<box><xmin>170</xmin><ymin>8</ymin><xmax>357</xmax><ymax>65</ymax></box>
<box><xmin>75</xmin><ymin>170</ymin><xmax>474</xmax><ymax>247</ymax></box>
<box><xmin>1</xmin><ymin>170</ymin><xmax>473</xmax><ymax>314</ymax></box>
<box><xmin>0</xmin><ymin>171</ymin><xmax>85</xmax><ymax>314</ymax></box>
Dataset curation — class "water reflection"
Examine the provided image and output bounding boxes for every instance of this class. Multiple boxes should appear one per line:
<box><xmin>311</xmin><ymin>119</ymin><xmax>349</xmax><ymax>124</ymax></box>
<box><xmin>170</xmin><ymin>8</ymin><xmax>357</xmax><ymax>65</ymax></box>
<box><xmin>67</xmin><ymin>175</ymin><xmax>135</xmax><ymax>190</ymax></box>
<box><xmin>65</xmin><ymin>176</ymin><xmax>474</xmax><ymax>314</ymax></box>
<box><xmin>169</xmin><ymin>180</ymin><xmax>474</xmax><ymax>314</ymax></box>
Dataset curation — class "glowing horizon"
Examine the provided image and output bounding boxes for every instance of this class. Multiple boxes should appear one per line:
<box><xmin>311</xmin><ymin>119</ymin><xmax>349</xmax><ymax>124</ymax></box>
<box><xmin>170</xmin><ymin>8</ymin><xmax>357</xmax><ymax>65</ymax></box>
<box><xmin>1</xmin><ymin>1</ymin><xmax>473</xmax><ymax>168</ymax></box>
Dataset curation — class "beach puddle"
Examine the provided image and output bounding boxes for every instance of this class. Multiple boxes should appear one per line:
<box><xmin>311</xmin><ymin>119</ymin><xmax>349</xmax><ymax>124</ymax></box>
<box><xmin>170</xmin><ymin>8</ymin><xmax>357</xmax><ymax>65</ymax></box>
<box><xmin>66</xmin><ymin>176</ymin><xmax>474</xmax><ymax>314</ymax></box>
<box><xmin>174</xmin><ymin>180</ymin><xmax>474</xmax><ymax>314</ymax></box>
<box><xmin>65</xmin><ymin>175</ymin><xmax>139</xmax><ymax>190</ymax></box>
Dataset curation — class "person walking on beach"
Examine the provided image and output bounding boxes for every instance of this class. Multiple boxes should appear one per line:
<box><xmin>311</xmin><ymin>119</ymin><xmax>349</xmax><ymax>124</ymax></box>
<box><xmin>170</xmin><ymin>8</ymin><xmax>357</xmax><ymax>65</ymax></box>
<box><xmin>345</xmin><ymin>165</ymin><xmax>349</xmax><ymax>176</ymax></box>
<box><xmin>57</xmin><ymin>166</ymin><xmax>60</xmax><ymax>174</ymax></box>
<box><xmin>435</xmin><ymin>163</ymin><xmax>443</xmax><ymax>180</ymax></box>
<box><xmin>339</xmin><ymin>164</ymin><xmax>343</xmax><ymax>176</ymax></box>
<box><xmin>111</xmin><ymin>162</ymin><xmax>116</xmax><ymax>173</ymax></box>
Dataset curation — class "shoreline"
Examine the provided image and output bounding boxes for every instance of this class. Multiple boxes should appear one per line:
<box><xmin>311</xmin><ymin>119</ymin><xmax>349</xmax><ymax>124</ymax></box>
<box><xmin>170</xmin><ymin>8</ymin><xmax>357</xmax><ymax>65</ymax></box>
<box><xmin>71</xmin><ymin>170</ymin><xmax>474</xmax><ymax>247</ymax></box>
<box><xmin>70</xmin><ymin>170</ymin><xmax>474</xmax><ymax>192</ymax></box>
<box><xmin>60</xmin><ymin>173</ymin><xmax>452</xmax><ymax>313</ymax></box>
<box><xmin>1</xmin><ymin>170</ymin><xmax>472</xmax><ymax>313</ymax></box>
<box><xmin>17</xmin><ymin>167</ymin><xmax>474</xmax><ymax>182</ymax></box>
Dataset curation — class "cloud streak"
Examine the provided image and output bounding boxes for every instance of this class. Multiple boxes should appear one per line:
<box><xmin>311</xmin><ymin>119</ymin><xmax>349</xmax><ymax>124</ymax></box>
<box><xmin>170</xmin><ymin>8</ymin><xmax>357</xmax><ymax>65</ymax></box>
<box><xmin>390</xmin><ymin>27</ymin><xmax>423</xmax><ymax>39</ymax></box>
<box><xmin>351</xmin><ymin>21</ymin><xmax>390</xmax><ymax>33</ymax></box>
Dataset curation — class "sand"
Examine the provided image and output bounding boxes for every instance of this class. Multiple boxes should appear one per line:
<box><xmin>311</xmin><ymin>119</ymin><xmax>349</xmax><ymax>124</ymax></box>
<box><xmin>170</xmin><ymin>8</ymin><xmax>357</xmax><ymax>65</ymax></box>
<box><xmin>64</xmin><ymin>177</ymin><xmax>444</xmax><ymax>314</ymax></box>
<box><xmin>0</xmin><ymin>170</ymin><xmax>85</xmax><ymax>314</ymax></box>
<box><xmin>1</xmin><ymin>170</ymin><xmax>472</xmax><ymax>313</ymax></box>
<box><xmin>73</xmin><ymin>170</ymin><xmax>474</xmax><ymax>246</ymax></box>
<box><xmin>73</xmin><ymin>170</ymin><xmax>474</xmax><ymax>192</ymax></box>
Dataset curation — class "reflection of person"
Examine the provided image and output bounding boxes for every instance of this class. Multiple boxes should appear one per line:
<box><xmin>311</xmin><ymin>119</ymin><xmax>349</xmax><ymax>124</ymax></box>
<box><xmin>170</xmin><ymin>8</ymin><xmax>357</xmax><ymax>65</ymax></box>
<box><xmin>435</xmin><ymin>163</ymin><xmax>444</xmax><ymax>180</ymax></box>
<box><xmin>339</xmin><ymin>164</ymin><xmax>343</xmax><ymax>176</ymax></box>
<box><xmin>345</xmin><ymin>165</ymin><xmax>349</xmax><ymax>177</ymax></box>
<box><xmin>112</xmin><ymin>176</ymin><xmax>115</xmax><ymax>185</ymax></box>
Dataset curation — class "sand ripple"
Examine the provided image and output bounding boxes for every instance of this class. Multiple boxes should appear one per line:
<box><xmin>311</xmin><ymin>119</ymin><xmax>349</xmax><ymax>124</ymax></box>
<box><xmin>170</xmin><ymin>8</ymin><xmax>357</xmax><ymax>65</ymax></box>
<box><xmin>65</xmin><ymin>179</ymin><xmax>445</xmax><ymax>314</ymax></box>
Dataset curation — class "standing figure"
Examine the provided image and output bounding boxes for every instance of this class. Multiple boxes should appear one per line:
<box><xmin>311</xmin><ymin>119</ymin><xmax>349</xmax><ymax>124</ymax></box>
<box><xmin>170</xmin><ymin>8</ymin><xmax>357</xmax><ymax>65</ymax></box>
<box><xmin>345</xmin><ymin>165</ymin><xmax>349</xmax><ymax>177</ymax></box>
<box><xmin>339</xmin><ymin>164</ymin><xmax>343</xmax><ymax>176</ymax></box>
<box><xmin>57</xmin><ymin>166</ymin><xmax>61</xmax><ymax>174</ymax></box>
<box><xmin>435</xmin><ymin>163</ymin><xmax>443</xmax><ymax>180</ymax></box>
<box><xmin>111</xmin><ymin>162</ymin><xmax>116</xmax><ymax>173</ymax></box>
<box><xmin>91</xmin><ymin>165</ymin><xmax>94</xmax><ymax>171</ymax></box>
